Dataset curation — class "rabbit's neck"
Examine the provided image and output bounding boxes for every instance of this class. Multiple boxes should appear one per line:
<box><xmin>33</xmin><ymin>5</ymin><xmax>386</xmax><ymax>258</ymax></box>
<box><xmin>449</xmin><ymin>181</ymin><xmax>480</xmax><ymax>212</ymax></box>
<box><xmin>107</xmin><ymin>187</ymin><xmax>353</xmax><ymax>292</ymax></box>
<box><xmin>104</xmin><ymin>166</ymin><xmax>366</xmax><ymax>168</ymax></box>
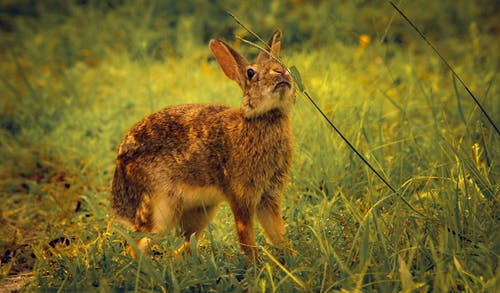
<box><xmin>237</xmin><ymin>108</ymin><xmax>292</xmax><ymax>151</ymax></box>
<box><xmin>242</xmin><ymin>108</ymin><xmax>288</xmax><ymax>124</ymax></box>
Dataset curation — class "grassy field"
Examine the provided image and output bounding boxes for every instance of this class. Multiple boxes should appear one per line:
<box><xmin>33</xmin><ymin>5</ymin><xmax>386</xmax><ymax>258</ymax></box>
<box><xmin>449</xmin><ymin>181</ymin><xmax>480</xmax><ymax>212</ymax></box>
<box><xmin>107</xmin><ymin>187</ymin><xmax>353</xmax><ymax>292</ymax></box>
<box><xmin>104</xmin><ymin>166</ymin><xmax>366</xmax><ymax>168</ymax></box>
<box><xmin>0</xmin><ymin>0</ymin><xmax>499</xmax><ymax>291</ymax></box>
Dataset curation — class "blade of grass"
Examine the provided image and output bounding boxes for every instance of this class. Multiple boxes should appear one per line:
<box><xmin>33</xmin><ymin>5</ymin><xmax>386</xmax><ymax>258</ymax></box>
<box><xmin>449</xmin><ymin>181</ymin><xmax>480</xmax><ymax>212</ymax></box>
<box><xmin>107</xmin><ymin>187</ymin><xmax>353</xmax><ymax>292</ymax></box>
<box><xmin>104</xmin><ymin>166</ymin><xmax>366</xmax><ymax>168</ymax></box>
<box><xmin>320</xmin><ymin>262</ymin><xmax>328</xmax><ymax>293</ymax></box>
<box><xmin>389</xmin><ymin>1</ymin><xmax>500</xmax><ymax>136</ymax></box>
<box><xmin>112</xmin><ymin>226</ymin><xmax>162</xmax><ymax>280</ymax></box>
<box><xmin>445</xmin><ymin>142</ymin><xmax>495</xmax><ymax>202</ymax></box>
<box><xmin>354</xmin><ymin>261</ymin><xmax>370</xmax><ymax>292</ymax></box>
<box><xmin>378</xmin><ymin>0</ymin><xmax>402</xmax><ymax>45</ymax></box>
<box><xmin>452</xmin><ymin>75</ymin><xmax>467</xmax><ymax>127</ymax></box>
<box><xmin>11</xmin><ymin>50</ymin><xmax>40</xmax><ymax>101</ymax></box>
<box><xmin>398</xmin><ymin>255</ymin><xmax>415</xmax><ymax>290</ymax></box>
<box><xmin>134</xmin><ymin>253</ymin><xmax>142</xmax><ymax>293</ymax></box>
<box><xmin>260</xmin><ymin>246</ymin><xmax>306</xmax><ymax>290</ymax></box>
<box><xmin>359</xmin><ymin>216</ymin><xmax>371</xmax><ymax>269</ymax></box>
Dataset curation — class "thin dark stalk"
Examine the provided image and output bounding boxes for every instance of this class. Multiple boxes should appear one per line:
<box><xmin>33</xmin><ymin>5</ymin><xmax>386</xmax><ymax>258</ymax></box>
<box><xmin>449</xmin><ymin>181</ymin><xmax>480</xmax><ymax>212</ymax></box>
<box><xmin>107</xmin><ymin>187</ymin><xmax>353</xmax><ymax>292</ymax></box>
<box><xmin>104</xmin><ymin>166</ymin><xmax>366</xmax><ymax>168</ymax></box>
<box><xmin>389</xmin><ymin>1</ymin><xmax>500</xmax><ymax>136</ymax></box>
<box><xmin>227</xmin><ymin>11</ymin><xmax>267</xmax><ymax>49</ymax></box>
<box><xmin>300</xmin><ymin>88</ymin><xmax>424</xmax><ymax>217</ymax></box>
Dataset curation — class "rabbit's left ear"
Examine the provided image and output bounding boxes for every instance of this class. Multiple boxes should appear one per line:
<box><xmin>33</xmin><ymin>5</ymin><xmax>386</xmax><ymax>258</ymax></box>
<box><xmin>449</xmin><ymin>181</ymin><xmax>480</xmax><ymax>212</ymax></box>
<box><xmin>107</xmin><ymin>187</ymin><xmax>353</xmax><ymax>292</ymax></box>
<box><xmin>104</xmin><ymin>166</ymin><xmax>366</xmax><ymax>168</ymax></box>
<box><xmin>209</xmin><ymin>39</ymin><xmax>249</xmax><ymax>89</ymax></box>
<box><xmin>257</xmin><ymin>30</ymin><xmax>281</xmax><ymax>63</ymax></box>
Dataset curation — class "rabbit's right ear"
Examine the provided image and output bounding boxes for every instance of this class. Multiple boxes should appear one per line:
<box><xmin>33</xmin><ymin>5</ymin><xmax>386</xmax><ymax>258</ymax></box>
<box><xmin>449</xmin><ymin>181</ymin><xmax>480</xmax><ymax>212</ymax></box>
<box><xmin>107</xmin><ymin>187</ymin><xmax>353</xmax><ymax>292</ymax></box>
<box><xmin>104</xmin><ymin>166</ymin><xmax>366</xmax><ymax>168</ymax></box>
<box><xmin>256</xmin><ymin>30</ymin><xmax>281</xmax><ymax>63</ymax></box>
<box><xmin>209</xmin><ymin>40</ymin><xmax>248</xmax><ymax>88</ymax></box>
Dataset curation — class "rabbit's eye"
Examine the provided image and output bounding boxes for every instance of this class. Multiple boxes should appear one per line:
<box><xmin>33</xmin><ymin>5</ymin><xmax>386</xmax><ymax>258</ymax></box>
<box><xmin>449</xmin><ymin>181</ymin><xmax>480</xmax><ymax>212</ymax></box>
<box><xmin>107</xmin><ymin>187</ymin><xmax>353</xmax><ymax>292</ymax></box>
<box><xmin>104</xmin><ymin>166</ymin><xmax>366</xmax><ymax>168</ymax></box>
<box><xmin>247</xmin><ymin>68</ymin><xmax>255</xmax><ymax>80</ymax></box>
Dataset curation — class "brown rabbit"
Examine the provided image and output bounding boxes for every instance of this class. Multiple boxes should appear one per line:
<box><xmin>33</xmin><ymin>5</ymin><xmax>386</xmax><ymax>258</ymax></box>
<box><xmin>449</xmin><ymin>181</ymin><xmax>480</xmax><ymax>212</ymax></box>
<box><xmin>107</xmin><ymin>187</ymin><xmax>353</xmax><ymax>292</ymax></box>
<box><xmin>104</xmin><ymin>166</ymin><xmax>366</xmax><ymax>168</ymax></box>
<box><xmin>111</xmin><ymin>30</ymin><xmax>295</xmax><ymax>259</ymax></box>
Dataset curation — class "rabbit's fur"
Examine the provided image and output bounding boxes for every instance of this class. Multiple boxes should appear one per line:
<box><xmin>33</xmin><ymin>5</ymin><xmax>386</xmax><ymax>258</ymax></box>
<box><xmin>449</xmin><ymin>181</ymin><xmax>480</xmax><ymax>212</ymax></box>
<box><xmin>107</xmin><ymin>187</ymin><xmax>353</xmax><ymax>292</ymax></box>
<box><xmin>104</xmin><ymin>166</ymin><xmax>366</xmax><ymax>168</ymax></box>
<box><xmin>111</xmin><ymin>31</ymin><xmax>295</xmax><ymax>258</ymax></box>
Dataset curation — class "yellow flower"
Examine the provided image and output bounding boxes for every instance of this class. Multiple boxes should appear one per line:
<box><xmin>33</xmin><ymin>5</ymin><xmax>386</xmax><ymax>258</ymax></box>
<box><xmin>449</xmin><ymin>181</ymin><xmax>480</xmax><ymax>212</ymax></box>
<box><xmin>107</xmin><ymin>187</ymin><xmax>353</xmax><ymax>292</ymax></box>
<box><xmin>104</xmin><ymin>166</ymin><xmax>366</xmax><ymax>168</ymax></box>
<box><xmin>359</xmin><ymin>34</ymin><xmax>371</xmax><ymax>49</ymax></box>
<box><xmin>354</xmin><ymin>34</ymin><xmax>372</xmax><ymax>61</ymax></box>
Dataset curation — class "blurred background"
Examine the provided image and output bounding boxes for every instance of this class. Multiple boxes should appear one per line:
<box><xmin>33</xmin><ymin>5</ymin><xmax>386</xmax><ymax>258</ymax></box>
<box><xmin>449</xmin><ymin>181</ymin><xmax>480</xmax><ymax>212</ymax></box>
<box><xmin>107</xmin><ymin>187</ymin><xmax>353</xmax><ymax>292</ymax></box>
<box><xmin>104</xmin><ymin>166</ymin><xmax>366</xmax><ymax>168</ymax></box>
<box><xmin>0</xmin><ymin>0</ymin><xmax>498</xmax><ymax>291</ymax></box>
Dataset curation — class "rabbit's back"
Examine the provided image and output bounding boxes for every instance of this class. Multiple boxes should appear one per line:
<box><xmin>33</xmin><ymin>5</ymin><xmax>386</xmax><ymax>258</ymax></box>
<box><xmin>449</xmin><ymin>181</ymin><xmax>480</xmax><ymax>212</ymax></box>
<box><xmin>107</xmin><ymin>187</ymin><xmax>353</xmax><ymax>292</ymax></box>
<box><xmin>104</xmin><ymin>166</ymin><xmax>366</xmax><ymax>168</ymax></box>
<box><xmin>118</xmin><ymin>104</ymin><xmax>230</xmax><ymax>162</ymax></box>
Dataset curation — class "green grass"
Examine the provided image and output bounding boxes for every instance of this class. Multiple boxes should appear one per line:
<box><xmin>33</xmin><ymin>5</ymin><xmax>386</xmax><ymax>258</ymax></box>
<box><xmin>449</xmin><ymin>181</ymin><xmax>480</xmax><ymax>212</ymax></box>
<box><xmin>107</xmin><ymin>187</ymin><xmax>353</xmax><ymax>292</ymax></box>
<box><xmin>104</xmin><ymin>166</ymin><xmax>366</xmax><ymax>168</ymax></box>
<box><xmin>1</xmin><ymin>0</ymin><xmax>498</xmax><ymax>291</ymax></box>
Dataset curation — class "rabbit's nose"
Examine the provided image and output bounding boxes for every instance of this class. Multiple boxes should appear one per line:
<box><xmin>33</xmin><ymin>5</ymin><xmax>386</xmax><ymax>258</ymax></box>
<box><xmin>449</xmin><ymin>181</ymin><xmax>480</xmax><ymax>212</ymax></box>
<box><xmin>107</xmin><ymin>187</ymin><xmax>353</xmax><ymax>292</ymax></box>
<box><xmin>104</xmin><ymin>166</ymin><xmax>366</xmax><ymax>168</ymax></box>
<box><xmin>273</xmin><ymin>67</ymin><xmax>285</xmax><ymax>75</ymax></box>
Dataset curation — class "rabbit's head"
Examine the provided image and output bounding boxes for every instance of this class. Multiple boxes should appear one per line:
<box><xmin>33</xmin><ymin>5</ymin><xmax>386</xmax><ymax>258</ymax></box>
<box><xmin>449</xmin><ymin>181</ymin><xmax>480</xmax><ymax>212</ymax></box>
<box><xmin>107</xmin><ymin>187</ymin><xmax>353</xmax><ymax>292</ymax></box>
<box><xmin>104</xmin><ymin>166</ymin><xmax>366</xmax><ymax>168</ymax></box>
<box><xmin>210</xmin><ymin>30</ymin><xmax>295</xmax><ymax>118</ymax></box>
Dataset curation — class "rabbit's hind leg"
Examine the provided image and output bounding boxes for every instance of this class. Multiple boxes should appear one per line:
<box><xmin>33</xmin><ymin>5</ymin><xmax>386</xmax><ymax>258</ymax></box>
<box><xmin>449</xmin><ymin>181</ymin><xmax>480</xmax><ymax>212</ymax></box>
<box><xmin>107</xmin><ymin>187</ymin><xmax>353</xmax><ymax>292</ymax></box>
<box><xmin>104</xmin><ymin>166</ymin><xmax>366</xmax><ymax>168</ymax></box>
<box><xmin>130</xmin><ymin>192</ymin><xmax>182</xmax><ymax>257</ymax></box>
<box><xmin>176</xmin><ymin>205</ymin><xmax>219</xmax><ymax>255</ymax></box>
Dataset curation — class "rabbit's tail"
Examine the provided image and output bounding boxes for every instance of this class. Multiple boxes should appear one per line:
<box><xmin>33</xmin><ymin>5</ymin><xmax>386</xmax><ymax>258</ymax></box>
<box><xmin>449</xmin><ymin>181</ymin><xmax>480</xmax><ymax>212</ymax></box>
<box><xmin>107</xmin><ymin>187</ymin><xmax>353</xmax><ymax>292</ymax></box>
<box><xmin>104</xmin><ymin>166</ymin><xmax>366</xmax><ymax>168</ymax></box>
<box><xmin>111</xmin><ymin>159</ymin><xmax>153</xmax><ymax>232</ymax></box>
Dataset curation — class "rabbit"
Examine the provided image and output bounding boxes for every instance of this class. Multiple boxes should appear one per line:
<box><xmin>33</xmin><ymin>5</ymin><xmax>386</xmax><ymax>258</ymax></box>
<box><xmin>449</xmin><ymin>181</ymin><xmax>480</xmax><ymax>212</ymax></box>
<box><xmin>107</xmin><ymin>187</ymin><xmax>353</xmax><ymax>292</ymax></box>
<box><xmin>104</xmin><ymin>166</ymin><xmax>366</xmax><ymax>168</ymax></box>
<box><xmin>111</xmin><ymin>30</ymin><xmax>295</xmax><ymax>260</ymax></box>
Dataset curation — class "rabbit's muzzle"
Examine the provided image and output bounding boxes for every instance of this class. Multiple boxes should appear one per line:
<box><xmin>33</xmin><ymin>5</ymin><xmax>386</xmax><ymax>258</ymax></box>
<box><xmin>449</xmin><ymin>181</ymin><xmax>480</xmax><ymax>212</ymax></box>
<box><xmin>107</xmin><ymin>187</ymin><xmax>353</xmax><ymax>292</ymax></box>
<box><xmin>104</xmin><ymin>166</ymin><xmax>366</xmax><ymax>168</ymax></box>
<box><xmin>270</xmin><ymin>66</ymin><xmax>293</xmax><ymax>94</ymax></box>
<box><xmin>274</xmin><ymin>81</ymin><xmax>292</xmax><ymax>91</ymax></box>
<box><xmin>272</xmin><ymin>78</ymin><xmax>293</xmax><ymax>96</ymax></box>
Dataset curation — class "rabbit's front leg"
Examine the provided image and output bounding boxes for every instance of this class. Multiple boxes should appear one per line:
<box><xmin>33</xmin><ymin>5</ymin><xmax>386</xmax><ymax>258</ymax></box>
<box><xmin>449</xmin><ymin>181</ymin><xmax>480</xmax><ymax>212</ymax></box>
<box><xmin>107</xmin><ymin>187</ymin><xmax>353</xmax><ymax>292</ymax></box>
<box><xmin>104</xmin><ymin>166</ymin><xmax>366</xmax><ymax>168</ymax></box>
<box><xmin>256</xmin><ymin>192</ymin><xmax>286</xmax><ymax>247</ymax></box>
<box><xmin>229</xmin><ymin>201</ymin><xmax>258</xmax><ymax>259</ymax></box>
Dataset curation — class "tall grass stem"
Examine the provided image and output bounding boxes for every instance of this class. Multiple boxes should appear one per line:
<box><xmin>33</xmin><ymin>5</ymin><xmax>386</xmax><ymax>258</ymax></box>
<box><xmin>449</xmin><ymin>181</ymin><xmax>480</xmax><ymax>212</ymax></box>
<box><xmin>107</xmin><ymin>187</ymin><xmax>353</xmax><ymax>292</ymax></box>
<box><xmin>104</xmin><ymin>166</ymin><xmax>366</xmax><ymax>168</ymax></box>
<box><xmin>390</xmin><ymin>1</ymin><xmax>500</xmax><ymax>136</ymax></box>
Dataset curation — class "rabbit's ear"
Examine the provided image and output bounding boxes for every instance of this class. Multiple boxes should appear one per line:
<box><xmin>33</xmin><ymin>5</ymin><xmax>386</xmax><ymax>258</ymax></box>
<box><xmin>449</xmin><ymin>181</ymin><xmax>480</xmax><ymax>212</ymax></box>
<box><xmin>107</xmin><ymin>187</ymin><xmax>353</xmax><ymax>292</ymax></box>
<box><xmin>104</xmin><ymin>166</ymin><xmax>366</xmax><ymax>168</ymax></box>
<box><xmin>256</xmin><ymin>30</ymin><xmax>281</xmax><ymax>63</ymax></box>
<box><xmin>209</xmin><ymin>39</ymin><xmax>248</xmax><ymax>88</ymax></box>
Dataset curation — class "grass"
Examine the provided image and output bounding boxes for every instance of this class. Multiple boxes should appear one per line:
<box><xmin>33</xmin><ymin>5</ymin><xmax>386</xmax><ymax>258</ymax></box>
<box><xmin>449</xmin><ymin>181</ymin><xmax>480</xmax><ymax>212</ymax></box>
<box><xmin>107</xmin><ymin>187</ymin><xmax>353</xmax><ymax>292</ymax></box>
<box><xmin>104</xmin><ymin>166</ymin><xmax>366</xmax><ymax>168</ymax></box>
<box><xmin>0</xmin><ymin>0</ymin><xmax>499</xmax><ymax>291</ymax></box>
